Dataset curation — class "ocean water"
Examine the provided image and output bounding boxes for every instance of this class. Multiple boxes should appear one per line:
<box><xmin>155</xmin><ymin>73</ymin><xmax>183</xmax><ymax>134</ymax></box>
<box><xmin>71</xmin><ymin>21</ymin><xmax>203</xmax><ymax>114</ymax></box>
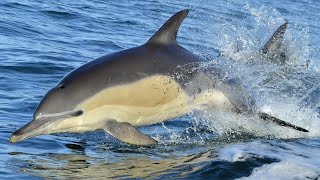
<box><xmin>1</xmin><ymin>0</ymin><xmax>320</xmax><ymax>179</ymax></box>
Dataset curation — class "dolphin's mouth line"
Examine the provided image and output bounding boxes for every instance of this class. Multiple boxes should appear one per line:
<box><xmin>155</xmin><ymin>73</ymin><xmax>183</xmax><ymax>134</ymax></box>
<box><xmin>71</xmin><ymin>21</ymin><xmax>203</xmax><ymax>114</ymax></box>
<box><xmin>36</xmin><ymin>109</ymin><xmax>83</xmax><ymax>121</ymax></box>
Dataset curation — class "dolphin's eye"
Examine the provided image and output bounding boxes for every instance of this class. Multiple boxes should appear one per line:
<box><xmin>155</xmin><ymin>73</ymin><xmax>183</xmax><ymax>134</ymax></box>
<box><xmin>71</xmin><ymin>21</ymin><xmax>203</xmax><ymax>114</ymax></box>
<box><xmin>58</xmin><ymin>84</ymin><xmax>65</xmax><ymax>89</ymax></box>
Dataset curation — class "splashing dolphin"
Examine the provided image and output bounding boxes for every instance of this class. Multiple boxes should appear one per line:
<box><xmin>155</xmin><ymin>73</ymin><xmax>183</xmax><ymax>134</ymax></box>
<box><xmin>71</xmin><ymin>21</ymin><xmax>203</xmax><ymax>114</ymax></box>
<box><xmin>10</xmin><ymin>9</ymin><xmax>308</xmax><ymax>146</ymax></box>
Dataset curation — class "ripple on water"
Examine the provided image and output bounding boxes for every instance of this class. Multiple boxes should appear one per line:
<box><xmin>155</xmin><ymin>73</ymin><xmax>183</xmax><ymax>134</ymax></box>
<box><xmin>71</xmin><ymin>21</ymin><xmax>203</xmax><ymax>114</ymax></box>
<box><xmin>40</xmin><ymin>10</ymin><xmax>80</xmax><ymax>20</ymax></box>
<box><xmin>0</xmin><ymin>62</ymin><xmax>70</xmax><ymax>74</ymax></box>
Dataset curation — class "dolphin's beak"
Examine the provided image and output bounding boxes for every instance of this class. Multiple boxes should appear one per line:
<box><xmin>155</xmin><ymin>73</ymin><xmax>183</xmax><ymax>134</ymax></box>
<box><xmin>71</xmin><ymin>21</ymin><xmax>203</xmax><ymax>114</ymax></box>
<box><xmin>10</xmin><ymin>109</ymin><xmax>83</xmax><ymax>143</ymax></box>
<box><xmin>10</xmin><ymin>119</ymin><xmax>51</xmax><ymax>143</ymax></box>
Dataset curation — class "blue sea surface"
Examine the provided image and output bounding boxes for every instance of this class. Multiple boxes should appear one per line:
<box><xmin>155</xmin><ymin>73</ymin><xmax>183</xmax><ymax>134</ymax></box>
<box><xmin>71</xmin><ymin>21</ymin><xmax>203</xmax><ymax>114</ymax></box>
<box><xmin>1</xmin><ymin>0</ymin><xmax>320</xmax><ymax>179</ymax></box>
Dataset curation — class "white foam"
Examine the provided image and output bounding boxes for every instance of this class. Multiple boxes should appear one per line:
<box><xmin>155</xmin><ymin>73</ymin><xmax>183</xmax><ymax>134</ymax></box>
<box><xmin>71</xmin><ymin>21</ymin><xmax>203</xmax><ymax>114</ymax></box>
<box><xmin>218</xmin><ymin>140</ymin><xmax>320</xmax><ymax>179</ymax></box>
<box><xmin>239</xmin><ymin>161</ymin><xmax>319</xmax><ymax>180</ymax></box>
<box><xmin>192</xmin><ymin>4</ymin><xmax>320</xmax><ymax>139</ymax></box>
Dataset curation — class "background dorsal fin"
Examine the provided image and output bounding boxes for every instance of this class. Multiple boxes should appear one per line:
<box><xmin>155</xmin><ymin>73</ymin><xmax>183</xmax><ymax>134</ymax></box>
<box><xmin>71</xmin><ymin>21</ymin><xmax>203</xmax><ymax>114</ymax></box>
<box><xmin>261</xmin><ymin>23</ymin><xmax>288</xmax><ymax>65</ymax></box>
<box><xmin>262</xmin><ymin>22</ymin><xmax>288</xmax><ymax>54</ymax></box>
<box><xmin>147</xmin><ymin>9</ymin><xmax>189</xmax><ymax>45</ymax></box>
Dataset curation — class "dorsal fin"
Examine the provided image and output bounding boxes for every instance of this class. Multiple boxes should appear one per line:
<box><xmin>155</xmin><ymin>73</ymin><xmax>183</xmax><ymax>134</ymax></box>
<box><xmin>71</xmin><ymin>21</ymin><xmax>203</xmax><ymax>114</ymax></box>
<box><xmin>261</xmin><ymin>23</ymin><xmax>288</xmax><ymax>64</ymax></box>
<box><xmin>261</xmin><ymin>22</ymin><xmax>288</xmax><ymax>54</ymax></box>
<box><xmin>147</xmin><ymin>9</ymin><xmax>189</xmax><ymax>45</ymax></box>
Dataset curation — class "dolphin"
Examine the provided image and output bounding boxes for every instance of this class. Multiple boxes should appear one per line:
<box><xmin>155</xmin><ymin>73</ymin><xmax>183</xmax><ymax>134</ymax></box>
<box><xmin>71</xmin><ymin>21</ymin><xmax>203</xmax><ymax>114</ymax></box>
<box><xmin>10</xmin><ymin>9</ymin><xmax>308</xmax><ymax>146</ymax></box>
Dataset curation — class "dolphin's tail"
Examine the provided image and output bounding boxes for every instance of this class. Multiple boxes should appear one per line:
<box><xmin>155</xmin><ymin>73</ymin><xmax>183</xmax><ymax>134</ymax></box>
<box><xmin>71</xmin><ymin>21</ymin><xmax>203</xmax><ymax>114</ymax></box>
<box><xmin>258</xmin><ymin>112</ymin><xmax>309</xmax><ymax>132</ymax></box>
<box><xmin>261</xmin><ymin>23</ymin><xmax>288</xmax><ymax>65</ymax></box>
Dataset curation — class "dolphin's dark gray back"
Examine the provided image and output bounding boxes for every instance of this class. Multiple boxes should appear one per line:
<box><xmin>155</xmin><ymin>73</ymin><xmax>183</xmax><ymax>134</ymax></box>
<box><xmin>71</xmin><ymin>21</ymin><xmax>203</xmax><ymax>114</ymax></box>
<box><xmin>60</xmin><ymin>43</ymin><xmax>201</xmax><ymax>94</ymax></box>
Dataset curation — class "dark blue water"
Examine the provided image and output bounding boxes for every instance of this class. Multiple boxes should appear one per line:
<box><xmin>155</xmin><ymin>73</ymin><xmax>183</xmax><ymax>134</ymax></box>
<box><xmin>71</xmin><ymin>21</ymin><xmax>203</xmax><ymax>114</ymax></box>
<box><xmin>1</xmin><ymin>0</ymin><xmax>320</xmax><ymax>179</ymax></box>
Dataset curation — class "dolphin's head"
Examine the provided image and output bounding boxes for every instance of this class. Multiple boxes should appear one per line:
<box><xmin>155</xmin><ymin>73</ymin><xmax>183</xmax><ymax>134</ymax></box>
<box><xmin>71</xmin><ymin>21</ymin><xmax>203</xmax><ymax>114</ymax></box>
<box><xmin>10</xmin><ymin>81</ymin><xmax>84</xmax><ymax>143</ymax></box>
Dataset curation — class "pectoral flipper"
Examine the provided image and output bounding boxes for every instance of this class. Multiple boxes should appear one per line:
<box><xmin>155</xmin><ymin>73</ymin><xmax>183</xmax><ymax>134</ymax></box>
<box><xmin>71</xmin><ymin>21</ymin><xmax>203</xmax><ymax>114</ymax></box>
<box><xmin>258</xmin><ymin>112</ymin><xmax>309</xmax><ymax>132</ymax></box>
<box><xmin>104</xmin><ymin>120</ymin><xmax>157</xmax><ymax>145</ymax></box>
